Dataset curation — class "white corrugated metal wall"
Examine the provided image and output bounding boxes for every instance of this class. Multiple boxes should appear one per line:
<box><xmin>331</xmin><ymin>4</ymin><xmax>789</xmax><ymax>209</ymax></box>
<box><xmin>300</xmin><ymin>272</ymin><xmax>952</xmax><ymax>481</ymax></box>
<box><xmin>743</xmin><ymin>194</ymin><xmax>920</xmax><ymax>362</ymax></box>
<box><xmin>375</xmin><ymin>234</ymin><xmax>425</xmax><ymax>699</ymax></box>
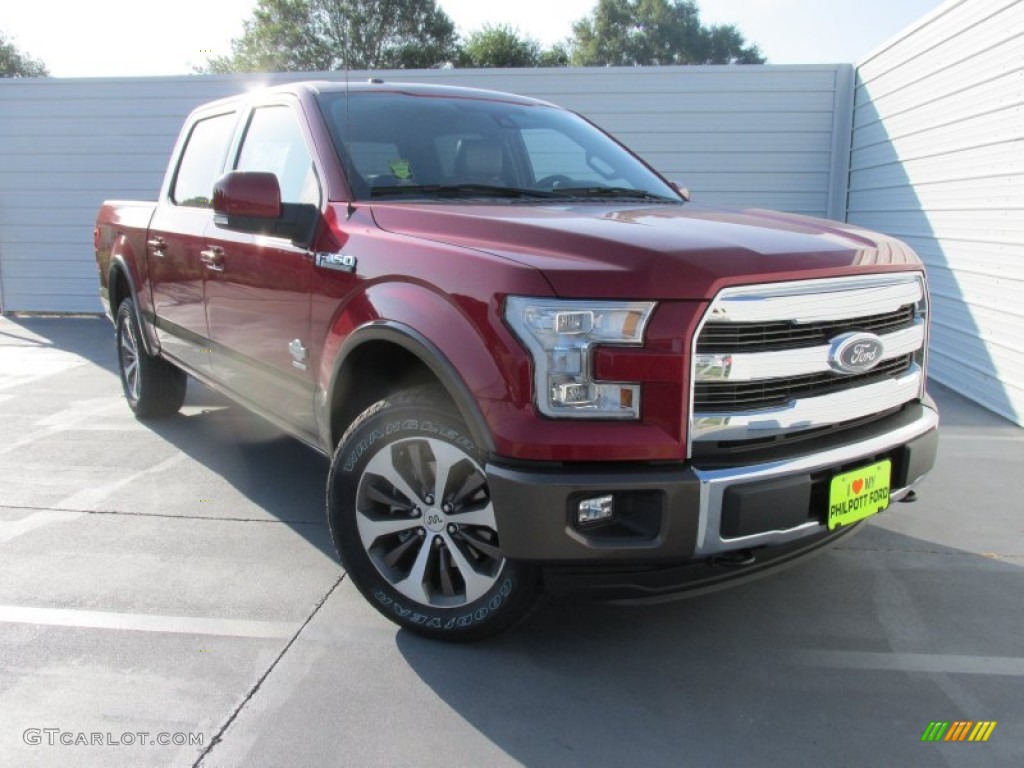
<box><xmin>0</xmin><ymin>65</ymin><xmax>852</xmax><ymax>313</ymax></box>
<box><xmin>847</xmin><ymin>0</ymin><xmax>1023</xmax><ymax>426</ymax></box>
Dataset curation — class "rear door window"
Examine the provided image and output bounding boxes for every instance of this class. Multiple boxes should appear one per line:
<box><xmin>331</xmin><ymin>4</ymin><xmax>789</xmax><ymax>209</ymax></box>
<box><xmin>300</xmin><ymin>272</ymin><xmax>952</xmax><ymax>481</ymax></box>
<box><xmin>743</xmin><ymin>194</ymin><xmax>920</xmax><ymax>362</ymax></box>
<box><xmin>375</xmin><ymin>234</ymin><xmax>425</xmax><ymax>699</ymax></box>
<box><xmin>171</xmin><ymin>112</ymin><xmax>237</xmax><ymax>208</ymax></box>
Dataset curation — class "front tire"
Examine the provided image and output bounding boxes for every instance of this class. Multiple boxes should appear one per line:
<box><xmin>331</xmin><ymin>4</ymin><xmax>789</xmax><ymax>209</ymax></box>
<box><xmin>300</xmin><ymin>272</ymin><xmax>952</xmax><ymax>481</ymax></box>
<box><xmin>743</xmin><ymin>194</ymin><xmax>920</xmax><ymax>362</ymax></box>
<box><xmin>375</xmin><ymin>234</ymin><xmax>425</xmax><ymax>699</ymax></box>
<box><xmin>327</xmin><ymin>386</ymin><xmax>540</xmax><ymax>641</ymax></box>
<box><xmin>115</xmin><ymin>299</ymin><xmax>187</xmax><ymax>418</ymax></box>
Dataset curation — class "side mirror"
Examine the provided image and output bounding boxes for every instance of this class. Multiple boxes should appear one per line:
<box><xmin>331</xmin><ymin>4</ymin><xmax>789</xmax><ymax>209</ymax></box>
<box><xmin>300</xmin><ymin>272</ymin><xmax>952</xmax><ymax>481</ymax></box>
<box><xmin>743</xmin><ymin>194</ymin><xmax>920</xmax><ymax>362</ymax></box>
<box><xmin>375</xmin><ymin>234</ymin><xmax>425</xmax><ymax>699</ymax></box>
<box><xmin>212</xmin><ymin>171</ymin><xmax>319</xmax><ymax>248</ymax></box>
<box><xmin>672</xmin><ymin>182</ymin><xmax>691</xmax><ymax>202</ymax></box>
<box><xmin>213</xmin><ymin>171</ymin><xmax>281</xmax><ymax>219</ymax></box>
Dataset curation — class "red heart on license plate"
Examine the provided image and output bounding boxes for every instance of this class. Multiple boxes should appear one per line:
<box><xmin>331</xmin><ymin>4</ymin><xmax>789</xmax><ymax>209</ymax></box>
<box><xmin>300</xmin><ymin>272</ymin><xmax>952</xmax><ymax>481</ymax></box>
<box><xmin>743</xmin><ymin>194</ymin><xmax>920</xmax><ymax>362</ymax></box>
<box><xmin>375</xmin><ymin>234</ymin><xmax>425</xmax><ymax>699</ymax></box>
<box><xmin>852</xmin><ymin>478</ymin><xmax>864</xmax><ymax>494</ymax></box>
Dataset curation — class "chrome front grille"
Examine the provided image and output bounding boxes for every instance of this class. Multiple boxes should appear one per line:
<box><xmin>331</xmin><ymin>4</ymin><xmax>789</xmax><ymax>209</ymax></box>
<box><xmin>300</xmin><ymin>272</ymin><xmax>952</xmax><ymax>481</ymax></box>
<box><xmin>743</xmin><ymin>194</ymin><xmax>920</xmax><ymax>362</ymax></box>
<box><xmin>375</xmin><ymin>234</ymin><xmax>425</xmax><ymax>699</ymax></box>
<box><xmin>690</xmin><ymin>273</ymin><xmax>928</xmax><ymax>450</ymax></box>
<box><xmin>694</xmin><ymin>354</ymin><xmax>913</xmax><ymax>412</ymax></box>
<box><xmin>696</xmin><ymin>305</ymin><xmax>916</xmax><ymax>353</ymax></box>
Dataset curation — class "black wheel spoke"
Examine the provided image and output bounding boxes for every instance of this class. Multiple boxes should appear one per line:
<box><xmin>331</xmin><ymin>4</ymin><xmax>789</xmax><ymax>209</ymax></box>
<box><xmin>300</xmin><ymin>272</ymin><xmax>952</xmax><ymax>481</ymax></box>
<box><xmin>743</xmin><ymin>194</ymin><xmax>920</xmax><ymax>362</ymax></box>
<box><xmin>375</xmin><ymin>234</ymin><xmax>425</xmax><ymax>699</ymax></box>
<box><xmin>458</xmin><ymin>529</ymin><xmax>503</xmax><ymax>560</ymax></box>
<box><xmin>451</xmin><ymin>472</ymin><xmax>486</xmax><ymax>507</ymax></box>
<box><xmin>438</xmin><ymin>544</ymin><xmax>458</xmax><ymax>597</ymax></box>
<box><xmin>406</xmin><ymin>440</ymin><xmax>433</xmax><ymax>499</ymax></box>
<box><xmin>382</xmin><ymin>532</ymin><xmax>423</xmax><ymax>569</ymax></box>
<box><xmin>365</xmin><ymin>482</ymin><xmax>415</xmax><ymax>510</ymax></box>
<box><xmin>364</xmin><ymin>451</ymin><xmax>423</xmax><ymax>507</ymax></box>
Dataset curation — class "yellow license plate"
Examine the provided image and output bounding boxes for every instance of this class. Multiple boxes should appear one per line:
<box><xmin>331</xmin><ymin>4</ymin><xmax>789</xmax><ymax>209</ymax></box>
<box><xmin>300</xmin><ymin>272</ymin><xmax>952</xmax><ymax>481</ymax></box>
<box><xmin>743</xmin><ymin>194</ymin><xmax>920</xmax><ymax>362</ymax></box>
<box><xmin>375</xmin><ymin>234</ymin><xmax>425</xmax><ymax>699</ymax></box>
<box><xmin>828</xmin><ymin>459</ymin><xmax>892</xmax><ymax>530</ymax></box>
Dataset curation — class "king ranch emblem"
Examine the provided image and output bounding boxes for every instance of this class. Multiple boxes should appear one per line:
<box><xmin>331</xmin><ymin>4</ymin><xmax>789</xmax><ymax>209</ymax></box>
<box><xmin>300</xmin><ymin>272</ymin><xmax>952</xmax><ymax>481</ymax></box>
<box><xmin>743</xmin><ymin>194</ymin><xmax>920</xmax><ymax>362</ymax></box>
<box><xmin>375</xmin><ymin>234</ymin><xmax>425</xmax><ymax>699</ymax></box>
<box><xmin>828</xmin><ymin>332</ymin><xmax>885</xmax><ymax>374</ymax></box>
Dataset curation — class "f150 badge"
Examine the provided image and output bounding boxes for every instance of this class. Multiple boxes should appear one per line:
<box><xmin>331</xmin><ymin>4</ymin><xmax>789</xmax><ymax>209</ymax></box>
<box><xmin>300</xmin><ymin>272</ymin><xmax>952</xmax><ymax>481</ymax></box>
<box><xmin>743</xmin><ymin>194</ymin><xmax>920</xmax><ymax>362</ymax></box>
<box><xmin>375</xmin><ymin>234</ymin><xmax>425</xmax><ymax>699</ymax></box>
<box><xmin>829</xmin><ymin>332</ymin><xmax>885</xmax><ymax>374</ymax></box>
<box><xmin>316</xmin><ymin>252</ymin><xmax>357</xmax><ymax>273</ymax></box>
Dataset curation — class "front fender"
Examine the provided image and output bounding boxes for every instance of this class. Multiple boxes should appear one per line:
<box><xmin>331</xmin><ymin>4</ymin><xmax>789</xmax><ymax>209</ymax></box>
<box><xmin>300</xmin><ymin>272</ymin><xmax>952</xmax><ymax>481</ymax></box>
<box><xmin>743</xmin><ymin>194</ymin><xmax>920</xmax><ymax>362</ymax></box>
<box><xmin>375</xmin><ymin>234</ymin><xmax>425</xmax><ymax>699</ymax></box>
<box><xmin>327</xmin><ymin>322</ymin><xmax>496</xmax><ymax>454</ymax></box>
<box><xmin>317</xmin><ymin>281</ymin><xmax>526</xmax><ymax>455</ymax></box>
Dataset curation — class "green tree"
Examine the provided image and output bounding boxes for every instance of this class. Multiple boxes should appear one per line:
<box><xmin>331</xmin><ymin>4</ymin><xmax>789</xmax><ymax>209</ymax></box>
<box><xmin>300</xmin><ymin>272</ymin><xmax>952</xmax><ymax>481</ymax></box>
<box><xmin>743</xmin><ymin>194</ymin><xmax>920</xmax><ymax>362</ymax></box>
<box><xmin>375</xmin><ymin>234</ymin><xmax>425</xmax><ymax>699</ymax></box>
<box><xmin>1</xmin><ymin>30</ymin><xmax>49</xmax><ymax>77</ymax></box>
<box><xmin>456</xmin><ymin>25</ymin><xmax>570</xmax><ymax>69</ymax></box>
<box><xmin>569</xmin><ymin>0</ymin><xmax>765</xmax><ymax>66</ymax></box>
<box><xmin>200</xmin><ymin>0</ymin><xmax>458</xmax><ymax>73</ymax></box>
<box><xmin>458</xmin><ymin>25</ymin><xmax>541</xmax><ymax>68</ymax></box>
<box><xmin>538</xmin><ymin>43</ymin><xmax>570</xmax><ymax>68</ymax></box>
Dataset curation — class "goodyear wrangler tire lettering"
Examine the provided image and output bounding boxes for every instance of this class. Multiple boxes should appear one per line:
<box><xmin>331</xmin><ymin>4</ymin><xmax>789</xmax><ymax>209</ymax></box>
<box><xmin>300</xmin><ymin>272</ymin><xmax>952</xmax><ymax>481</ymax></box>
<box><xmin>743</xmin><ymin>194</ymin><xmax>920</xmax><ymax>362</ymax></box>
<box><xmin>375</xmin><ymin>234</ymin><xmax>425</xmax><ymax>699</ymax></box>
<box><xmin>342</xmin><ymin>428</ymin><xmax>385</xmax><ymax>472</ymax></box>
<box><xmin>328</xmin><ymin>386</ymin><xmax>540</xmax><ymax>641</ymax></box>
<box><xmin>377</xmin><ymin>575</ymin><xmax>515</xmax><ymax>633</ymax></box>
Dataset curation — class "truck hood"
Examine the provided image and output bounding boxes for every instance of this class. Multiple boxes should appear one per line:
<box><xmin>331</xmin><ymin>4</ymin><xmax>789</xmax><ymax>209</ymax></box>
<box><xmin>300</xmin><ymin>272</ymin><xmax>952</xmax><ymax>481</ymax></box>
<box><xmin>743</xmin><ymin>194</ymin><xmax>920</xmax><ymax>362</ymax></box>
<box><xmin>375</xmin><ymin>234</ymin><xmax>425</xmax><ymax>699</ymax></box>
<box><xmin>369</xmin><ymin>202</ymin><xmax>921</xmax><ymax>300</ymax></box>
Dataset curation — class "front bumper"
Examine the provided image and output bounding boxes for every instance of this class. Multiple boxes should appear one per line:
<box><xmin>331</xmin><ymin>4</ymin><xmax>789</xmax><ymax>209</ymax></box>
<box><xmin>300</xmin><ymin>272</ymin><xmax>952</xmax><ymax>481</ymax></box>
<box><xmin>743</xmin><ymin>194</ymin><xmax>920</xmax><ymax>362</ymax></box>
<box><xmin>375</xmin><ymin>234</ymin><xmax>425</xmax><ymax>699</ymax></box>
<box><xmin>487</xmin><ymin>399</ymin><xmax>939</xmax><ymax>599</ymax></box>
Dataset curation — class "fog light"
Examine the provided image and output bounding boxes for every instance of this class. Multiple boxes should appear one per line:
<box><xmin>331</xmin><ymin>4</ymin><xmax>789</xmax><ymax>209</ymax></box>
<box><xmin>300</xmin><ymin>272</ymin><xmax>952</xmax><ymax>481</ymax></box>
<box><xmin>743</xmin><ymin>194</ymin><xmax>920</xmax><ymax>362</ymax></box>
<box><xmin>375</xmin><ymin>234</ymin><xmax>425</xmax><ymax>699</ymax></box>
<box><xmin>577</xmin><ymin>495</ymin><xmax>614</xmax><ymax>526</ymax></box>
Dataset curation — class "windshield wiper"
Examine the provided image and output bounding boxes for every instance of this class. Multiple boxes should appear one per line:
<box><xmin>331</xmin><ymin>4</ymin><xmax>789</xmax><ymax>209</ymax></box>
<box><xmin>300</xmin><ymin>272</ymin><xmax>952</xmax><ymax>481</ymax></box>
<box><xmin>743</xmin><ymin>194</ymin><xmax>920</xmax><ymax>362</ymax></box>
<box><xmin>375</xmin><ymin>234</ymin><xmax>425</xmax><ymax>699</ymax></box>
<box><xmin>553</xmin><ymin>186</ymin><xmax>678</xmax><ymax>202</ymax></box>
<box><xmin>369</xmin><ymin>183</ymin><xmax>678</xmax><ymax>203</ymax></box>
<box><xmin>369</xmin><ymin>183</ymin><xmax>561</xmax><ymax>200</ymax></box>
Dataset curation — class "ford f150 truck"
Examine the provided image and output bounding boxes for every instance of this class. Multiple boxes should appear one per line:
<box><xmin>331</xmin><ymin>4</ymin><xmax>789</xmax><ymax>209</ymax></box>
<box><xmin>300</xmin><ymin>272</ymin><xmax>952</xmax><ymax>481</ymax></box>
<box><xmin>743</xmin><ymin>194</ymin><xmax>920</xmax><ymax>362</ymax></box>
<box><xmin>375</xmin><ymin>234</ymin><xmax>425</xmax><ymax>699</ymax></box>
<box><xmin>95</xmin><ymin>81</ymin><xmax>938</xmax><ymax>640</ymax></box>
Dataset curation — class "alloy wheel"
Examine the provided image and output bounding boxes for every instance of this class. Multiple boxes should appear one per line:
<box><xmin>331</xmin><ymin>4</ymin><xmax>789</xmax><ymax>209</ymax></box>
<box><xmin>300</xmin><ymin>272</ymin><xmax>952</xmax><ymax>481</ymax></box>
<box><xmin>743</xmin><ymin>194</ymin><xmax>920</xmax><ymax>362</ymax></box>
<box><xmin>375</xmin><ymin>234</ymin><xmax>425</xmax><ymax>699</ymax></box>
<box><xmin>355</xmin><ymin>436</ymin><xmax>504</xmax><ymax>607</ymax></box>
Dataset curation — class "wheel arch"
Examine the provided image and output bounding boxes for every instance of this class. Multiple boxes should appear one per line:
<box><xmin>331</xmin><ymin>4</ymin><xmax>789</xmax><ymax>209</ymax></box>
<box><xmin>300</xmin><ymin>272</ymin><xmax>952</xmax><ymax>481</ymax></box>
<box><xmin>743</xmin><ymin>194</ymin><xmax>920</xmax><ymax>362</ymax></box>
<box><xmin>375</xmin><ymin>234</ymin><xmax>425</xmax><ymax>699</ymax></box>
<box><xmin>323</xmin><ymin>322</ymin><xmax>496</xmax><ymax>457</ymax></box>
<box><xmin>107</xmin><ymin>252</ymin><xmax>157</xmax><ymax>357</ymax></box>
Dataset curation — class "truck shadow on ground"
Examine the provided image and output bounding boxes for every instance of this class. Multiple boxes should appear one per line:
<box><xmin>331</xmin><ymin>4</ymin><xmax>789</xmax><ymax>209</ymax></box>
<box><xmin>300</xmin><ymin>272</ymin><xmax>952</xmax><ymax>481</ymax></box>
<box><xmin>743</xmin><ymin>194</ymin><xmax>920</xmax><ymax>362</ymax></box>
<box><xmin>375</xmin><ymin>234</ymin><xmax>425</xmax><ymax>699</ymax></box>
<box><xmin>393</xmin><ymin>525</ymin><xmax>1024</xmax><ymax>766</ymax></box>
<box><xmin>2</xmin><ymin>314</ymin><xmax>119</xmax><ymax>374</ymax></box>
<box><xmin>5</xmin><ymin>315</ymin><xmax>337</xmax><ymax>560</ymax></box>
<box><xmin>143</xmin><ymin>386</ymin><xmax>337</xmax><ymax>559</ymax></box>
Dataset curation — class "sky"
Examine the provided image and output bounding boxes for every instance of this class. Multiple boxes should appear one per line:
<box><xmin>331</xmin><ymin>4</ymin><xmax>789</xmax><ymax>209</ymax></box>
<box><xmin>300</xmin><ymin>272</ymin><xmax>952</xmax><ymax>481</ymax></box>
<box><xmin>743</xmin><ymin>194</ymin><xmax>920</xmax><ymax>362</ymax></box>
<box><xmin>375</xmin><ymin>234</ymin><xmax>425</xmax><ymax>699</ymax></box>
<box><xmin>3</xmin><ymin>0</ymin><xmax>949</xmax><ymax>78</ymax></box>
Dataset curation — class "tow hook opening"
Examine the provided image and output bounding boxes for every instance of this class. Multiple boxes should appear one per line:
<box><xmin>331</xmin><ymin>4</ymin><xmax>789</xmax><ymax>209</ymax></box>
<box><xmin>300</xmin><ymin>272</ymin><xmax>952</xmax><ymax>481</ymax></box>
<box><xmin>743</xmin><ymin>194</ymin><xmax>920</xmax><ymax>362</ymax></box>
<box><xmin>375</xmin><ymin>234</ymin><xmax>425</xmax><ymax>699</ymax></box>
<box><xmin>713</xmin><ymin>549</ymin><xmax>756</xmax><ymax>568</ymax></box>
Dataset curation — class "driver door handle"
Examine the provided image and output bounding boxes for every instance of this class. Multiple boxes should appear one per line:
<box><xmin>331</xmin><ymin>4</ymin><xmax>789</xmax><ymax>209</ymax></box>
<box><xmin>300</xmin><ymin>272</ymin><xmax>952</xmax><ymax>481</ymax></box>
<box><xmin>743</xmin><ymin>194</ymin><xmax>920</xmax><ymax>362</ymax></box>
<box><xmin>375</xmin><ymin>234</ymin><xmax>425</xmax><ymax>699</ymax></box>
<box><xmin>199</xmin><ymin>246</ymin><xmax>225</xmax><ymax>272</ymax></box>
<box><xmin>147</xmin><ymin>236</ymin><xmax>167</xmax><ymax>255</ymax></box>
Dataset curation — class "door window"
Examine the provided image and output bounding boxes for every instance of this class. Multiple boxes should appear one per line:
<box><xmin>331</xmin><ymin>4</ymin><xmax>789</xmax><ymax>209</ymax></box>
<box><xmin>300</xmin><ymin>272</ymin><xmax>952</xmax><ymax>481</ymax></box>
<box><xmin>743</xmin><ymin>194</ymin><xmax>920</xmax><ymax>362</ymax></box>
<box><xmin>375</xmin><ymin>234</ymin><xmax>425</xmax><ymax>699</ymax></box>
<box><xmin>171</xmin><ymin>112</ymin><xmax>236</xmax><ymax>208</ymax></box>
<box><xmin>236</xmin><ymin>107</ymin><xmax>320</xmax><ymax>206</ymax></box>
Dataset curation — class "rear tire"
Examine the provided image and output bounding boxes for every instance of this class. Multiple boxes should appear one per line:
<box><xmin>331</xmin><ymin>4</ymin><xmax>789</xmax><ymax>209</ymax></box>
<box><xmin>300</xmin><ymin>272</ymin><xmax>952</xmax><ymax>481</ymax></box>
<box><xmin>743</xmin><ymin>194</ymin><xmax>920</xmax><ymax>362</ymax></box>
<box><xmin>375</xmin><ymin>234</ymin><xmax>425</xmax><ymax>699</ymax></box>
<box><xmin>327</xmin><ymin>385</ymin><xmax>540</xmax><ymax>641</ymax></box>
<box><xmin>115</xmin><ymin>298</ymin><xmax>186</xmax><ymax>418</ymax></box>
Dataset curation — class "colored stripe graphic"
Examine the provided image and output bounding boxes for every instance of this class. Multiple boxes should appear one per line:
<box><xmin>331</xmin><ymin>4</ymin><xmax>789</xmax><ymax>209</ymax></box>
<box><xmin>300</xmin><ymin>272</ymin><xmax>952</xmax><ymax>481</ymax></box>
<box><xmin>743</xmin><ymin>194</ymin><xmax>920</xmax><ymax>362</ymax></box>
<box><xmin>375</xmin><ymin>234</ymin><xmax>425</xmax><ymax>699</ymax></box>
<box><xmin>969</xmin><ymin>722</ymin><xmax>997</xmax><ymax>742</ymax></box>
<box><xmin>945</xmin><ymin>721</ymin><xmax>972</xmax><ymax>741</ymax></box>
<box><xmin>921</xmin><ymin>720</ymin><xmax>997</xmax><ymax>742</ymax></box>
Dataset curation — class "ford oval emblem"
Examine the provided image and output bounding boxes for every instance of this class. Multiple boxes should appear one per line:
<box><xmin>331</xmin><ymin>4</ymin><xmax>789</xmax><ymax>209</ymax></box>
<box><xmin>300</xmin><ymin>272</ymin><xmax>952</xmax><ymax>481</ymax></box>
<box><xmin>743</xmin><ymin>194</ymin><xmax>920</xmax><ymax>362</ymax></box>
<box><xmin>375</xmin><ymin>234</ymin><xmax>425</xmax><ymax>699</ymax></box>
<box><xmin>829</xmin><ymin>332</ymin><xmax>885</xmax><ymax>374</ymax></box>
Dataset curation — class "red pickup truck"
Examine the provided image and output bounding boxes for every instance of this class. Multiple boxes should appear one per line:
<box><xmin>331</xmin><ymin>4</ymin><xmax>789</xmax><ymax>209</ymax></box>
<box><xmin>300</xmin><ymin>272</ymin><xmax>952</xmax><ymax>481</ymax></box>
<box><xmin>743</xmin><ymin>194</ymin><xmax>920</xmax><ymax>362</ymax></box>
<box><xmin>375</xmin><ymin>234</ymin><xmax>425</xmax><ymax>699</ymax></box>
<box><xmin>95</xmin><ymin>81</ymin><xmax>938</xmax><ymax>640</ymax></box>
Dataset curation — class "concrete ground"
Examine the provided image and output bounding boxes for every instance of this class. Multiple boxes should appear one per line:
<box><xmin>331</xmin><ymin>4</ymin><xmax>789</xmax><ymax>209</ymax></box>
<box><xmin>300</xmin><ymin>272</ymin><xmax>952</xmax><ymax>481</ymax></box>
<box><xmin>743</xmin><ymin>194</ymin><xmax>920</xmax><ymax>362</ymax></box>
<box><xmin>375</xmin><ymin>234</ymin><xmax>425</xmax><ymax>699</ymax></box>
<box><xmin>0</xmin><ymin>314</ymin><xmax>1021</xmax><ymax>768</ymax></box>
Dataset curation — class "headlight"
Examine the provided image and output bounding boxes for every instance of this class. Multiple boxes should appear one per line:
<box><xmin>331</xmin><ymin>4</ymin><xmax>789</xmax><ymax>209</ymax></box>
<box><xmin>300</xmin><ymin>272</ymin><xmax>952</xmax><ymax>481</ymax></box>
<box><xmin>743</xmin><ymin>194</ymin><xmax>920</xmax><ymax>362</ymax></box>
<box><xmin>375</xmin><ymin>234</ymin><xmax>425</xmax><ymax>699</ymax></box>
<box><xmin>505</xmin><ymin>297</ymin><xmax>656</xmax><ymax>419</ymax></box>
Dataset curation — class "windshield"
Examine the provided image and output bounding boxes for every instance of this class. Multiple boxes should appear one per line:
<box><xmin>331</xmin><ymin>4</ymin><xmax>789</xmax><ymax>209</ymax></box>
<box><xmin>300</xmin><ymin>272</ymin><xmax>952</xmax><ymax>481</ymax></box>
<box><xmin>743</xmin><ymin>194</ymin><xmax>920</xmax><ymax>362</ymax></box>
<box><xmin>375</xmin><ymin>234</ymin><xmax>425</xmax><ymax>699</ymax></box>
<box><xmin>316</xmin><ymin>90</ymin><xmax>682</xmax><ymax>203</ymax></box>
